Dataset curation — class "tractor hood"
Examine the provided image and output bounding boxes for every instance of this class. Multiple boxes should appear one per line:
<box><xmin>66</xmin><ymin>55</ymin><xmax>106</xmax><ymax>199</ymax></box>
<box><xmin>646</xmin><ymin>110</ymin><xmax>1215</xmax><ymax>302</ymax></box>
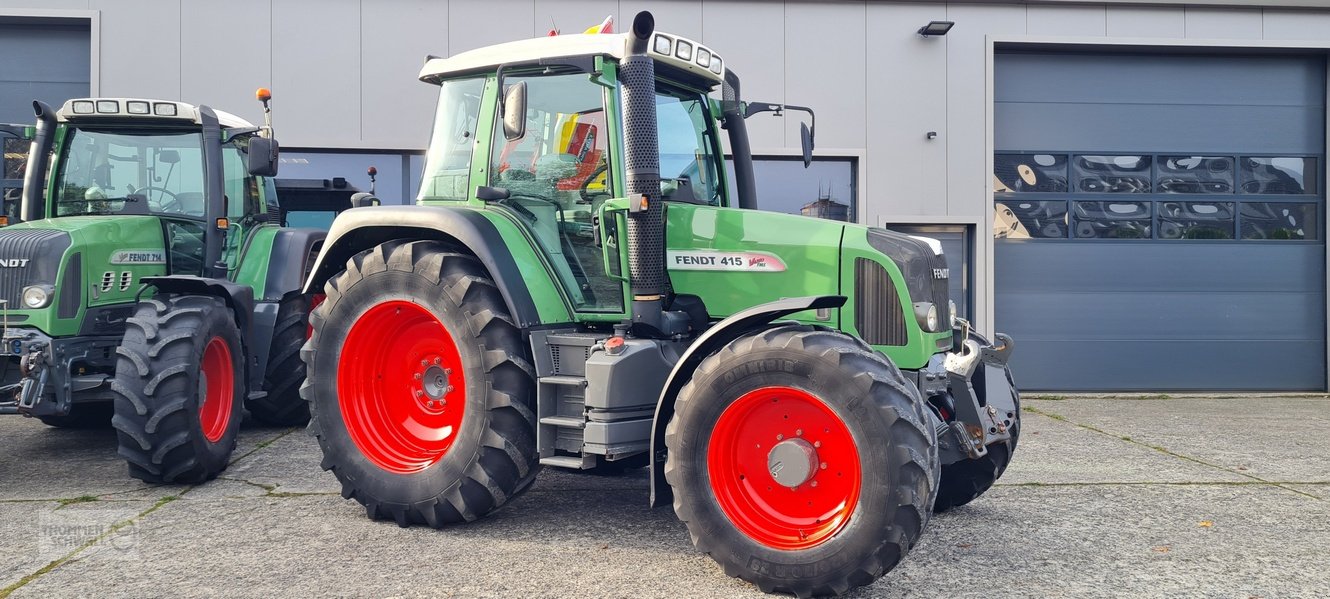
<box><xmin>0</xmin><ymin>216</ymin><xmax>167</xmax><ymax>337</ymax></box>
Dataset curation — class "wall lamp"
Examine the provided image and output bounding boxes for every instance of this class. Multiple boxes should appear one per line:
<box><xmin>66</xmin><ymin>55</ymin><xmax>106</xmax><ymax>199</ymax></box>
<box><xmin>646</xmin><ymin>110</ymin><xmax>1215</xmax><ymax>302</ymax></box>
<box><xmin>918</xmin><ymin>21</ymin><xmax>955</xmax><ymax>37</ymax></box>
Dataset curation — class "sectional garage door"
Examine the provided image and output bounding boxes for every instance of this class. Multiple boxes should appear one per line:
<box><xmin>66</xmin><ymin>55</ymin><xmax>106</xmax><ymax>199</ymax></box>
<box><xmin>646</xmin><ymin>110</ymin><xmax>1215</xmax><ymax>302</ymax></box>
<box><xmin>994</xmin><ymin>51</ymin><xmax>1326</xmax><ymax>391</ymax></box>
<box><xmin>0</xmin><ymin>21</ymin><xmax>90</xmax><ymax>214</ymax></box>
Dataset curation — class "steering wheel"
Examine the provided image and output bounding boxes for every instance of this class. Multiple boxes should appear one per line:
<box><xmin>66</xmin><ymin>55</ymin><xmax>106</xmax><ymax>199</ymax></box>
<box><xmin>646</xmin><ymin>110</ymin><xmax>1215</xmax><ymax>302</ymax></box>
<box><xmin>578</xmin><ymin>163</ymin><xmax>610</xmax><ymax>204</ymax></box>
<box><xmin>135</xmin><ymin>186</ymin><xmax>181</xmax><ymax>212</ymax></box>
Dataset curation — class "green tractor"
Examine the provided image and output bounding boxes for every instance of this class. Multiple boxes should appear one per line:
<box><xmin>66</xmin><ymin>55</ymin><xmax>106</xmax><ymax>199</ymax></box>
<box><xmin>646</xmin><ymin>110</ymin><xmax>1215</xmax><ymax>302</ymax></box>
<box><xmin>0</xmin><ymin>91</ymin><xmax>325</xmax><ymax>483</ymax></box>
<box><xmin>301</xmin><ymin>13</ymin><xmax>1019</xmax><ymax>596</ymax></box>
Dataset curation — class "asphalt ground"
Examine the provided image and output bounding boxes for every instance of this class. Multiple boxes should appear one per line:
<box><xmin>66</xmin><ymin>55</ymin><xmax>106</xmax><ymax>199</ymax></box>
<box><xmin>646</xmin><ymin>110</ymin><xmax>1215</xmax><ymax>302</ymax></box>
<box><xmin>1</xmin><ymin>395</ymin><xmax>1327</xmax><ymax>598</ymax></box>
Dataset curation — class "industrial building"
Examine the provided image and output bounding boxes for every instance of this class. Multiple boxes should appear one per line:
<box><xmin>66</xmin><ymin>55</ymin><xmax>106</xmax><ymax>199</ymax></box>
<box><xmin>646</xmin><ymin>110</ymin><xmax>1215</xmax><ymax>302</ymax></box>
<box><xmin>1</xmin><ymin>0</ymin><xmax>1326</xmax><ymax>390</ymax></box>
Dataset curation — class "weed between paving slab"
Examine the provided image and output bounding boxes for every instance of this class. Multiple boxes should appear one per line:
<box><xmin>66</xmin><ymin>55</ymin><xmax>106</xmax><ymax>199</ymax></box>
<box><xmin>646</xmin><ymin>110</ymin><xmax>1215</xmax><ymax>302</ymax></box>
<box><xmin>0</xmin><ymin>427</ymin><xmax>300</xmax><ymax>599</ymax></box>
<box><xmin>1022</xmin><ymin>404</ymin><xmax>1322</xmax><ymax>500</ymax></box>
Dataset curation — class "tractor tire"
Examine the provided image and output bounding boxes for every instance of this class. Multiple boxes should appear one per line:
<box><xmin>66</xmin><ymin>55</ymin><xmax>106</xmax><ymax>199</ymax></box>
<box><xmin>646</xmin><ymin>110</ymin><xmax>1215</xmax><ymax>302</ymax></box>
<box><xmin>665</xmin><ymin>325</ymin><xmax>939</xmax><ymax>598</ymax></box>
<box><xmin>247</xmin><ymin>294</ymin><xmax>312</xmax><ymax>426</ymax></box>
<box><xmin>302</xmin><ymin>240</ymin><xmax>539</xmax><ymax>528</ymax></box>
<box><xmin>111</xmin><ymin>295</ymin><xmax>245</xmax><ymax>483</ymax></box>
<box><xmin>932</xmin><ymin>333</ymin><xmax>1021</xmax><ymax>513</ymax></box>
<box><xmin>39</xmin><ymin>402</ymin><xmax>113</xmax><ymax>429</ymax></box>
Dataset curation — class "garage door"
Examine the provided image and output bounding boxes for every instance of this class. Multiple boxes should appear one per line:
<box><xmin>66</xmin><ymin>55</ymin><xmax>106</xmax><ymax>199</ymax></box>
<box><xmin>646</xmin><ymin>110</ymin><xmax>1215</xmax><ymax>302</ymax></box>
<box><xmin>994</xmin><ymin>51</ymin><xmax>1326</xmax><ymax>391</ymax></box>
<box><xmin>1</xmin><ymin>20</ymin><xmax>90</xmax><ymax>218</ymax></box>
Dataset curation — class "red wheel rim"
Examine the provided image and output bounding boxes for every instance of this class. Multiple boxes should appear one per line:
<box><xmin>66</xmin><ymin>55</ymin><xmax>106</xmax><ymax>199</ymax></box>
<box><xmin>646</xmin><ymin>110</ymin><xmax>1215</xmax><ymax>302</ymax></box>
<box><xmin>707</xmin><ymin>386</ymin><xmax>861</xmax><ymax>550</ymax></box>
<box><xmin>338</xmin><ymin>300</ymin><xmax>466</xmax><ymax>474</ymax></box>
<box><xmin>198</xmin><ymin>336</ymin><xmax>234</xmax><ymax>443</ymax></box>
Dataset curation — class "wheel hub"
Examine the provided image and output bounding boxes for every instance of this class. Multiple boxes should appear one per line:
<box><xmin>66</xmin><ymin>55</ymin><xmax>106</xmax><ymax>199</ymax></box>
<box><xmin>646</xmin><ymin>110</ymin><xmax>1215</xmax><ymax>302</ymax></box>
<box><xmin>420</xmin><ymin>364</ymin><xmax>450</xmax><ymax>401</ymax></box>
<box><xmin>767</xmin><ymin>438</ymin><xmax>818</xmax><ymax>488</ymax></box>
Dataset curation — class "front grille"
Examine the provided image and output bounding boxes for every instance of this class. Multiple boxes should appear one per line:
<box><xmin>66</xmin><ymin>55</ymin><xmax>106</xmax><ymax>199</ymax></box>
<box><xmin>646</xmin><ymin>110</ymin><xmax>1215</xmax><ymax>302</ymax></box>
<box><xmin>854</xmin><ymin>258</ymin><xmax>908</xmax><ymax>346</ymax></box>
<box><xmin>0</xmin><ymin>228</ymin><xmax>70</xmax><ymax>308</ymax></box>
<box><xmin>866</xmin><ymin>228</ymin><xmax>951</xmax><ymax>329</ymax></box>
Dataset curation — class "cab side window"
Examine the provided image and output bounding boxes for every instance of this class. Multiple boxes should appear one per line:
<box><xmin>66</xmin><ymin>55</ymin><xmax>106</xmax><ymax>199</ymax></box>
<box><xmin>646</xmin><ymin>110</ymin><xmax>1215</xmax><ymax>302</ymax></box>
<box><xmin>490</xmin><ymin>72</ymin><xmax>620</xmax><ymax>313</ymax></box>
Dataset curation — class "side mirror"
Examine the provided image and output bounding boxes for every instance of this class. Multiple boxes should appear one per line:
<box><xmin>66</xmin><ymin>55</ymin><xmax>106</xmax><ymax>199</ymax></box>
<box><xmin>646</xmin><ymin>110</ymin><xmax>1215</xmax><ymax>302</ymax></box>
<box><xmin>246</xmin><ymin>136</ymin><xmax>279</xmax><ymax>177</ymax></box>
<box><xmin>502</xmin><ymin>81</ymin><xmax>527</xmax><ymax>141</ymax></box>
<box><xmin>800</xmin><ymin>122</ymin><xmax>814</xmax><ymax>168</ymax></box>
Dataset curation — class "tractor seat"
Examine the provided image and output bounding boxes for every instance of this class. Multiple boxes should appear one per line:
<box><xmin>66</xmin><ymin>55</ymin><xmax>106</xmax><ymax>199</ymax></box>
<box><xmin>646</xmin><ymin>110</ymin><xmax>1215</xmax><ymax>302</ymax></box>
<box><xmin>174</xmin><ymin>192</ymin><xmax>206</xmax><ymax>217</ymax></box>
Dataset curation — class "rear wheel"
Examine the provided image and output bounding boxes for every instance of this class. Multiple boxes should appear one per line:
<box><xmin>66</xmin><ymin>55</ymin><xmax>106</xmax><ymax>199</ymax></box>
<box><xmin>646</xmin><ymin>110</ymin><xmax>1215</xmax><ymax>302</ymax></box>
<box><xmin>302</xmin><ymin>240</ymin><xmax>539</xmax><ymax>527</ymax></box>
<box><xmin>666</xmin><ymin>325</ymin><xmax>938</xmax><ymax>597</ymax></box>
<box><xmin>247</xmin><ymin>294</ymin><xmax>312</xmax><ymax>426</ymax></box>
<box><xmin>932</xmin><ymin>333</ymin><xmax>1021</xmax><ymax>512</ymax></box>
<box><xmin>111</xmin><ymin>295</ymin><xmax>245</xmax><ymax>483</ymax></box>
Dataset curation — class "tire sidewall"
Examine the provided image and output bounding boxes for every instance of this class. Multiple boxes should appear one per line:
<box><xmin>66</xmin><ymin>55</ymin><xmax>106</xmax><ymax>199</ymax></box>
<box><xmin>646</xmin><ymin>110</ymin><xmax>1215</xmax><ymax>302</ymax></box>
<box><xmin>673</xmin><ymin>345</ymin><xmax>899</xmax><ymax>576</ymax></box>
<box><xmin>312</xmin><ymin>268</ymin><xmax>493</xmax><ymax>504</ymax></box>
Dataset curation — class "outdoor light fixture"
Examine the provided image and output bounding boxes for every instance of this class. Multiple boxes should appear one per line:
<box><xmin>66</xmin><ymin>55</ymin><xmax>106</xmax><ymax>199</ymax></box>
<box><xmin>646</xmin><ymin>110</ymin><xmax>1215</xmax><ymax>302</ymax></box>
<box><xmin>918</xmin><ymin>20</ymin><xmax>954</xmax><ymax>37</ymax></box>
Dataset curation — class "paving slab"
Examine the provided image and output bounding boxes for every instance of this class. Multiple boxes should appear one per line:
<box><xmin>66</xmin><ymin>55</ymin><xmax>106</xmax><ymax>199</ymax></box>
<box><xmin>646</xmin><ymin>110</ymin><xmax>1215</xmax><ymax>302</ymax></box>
<box><xmin>998</xmin><ymin>410</ymin><xmax>1245</xmax><ymax>485</ymax></box>
<box><xmin>0</xmin><ymin>499</ymin><xmax>153</xmax><ymax>590</ymax></box>
<box><xmin>1027</xmin><ymin>397</ymin><xmax>1330</xmax><ymax>482</ymax></box>
<box><xmin>11</xmin><ymin>480</ymin><xmax>1328</xmax><ymax>598</ymax></box>
<box><xmin>0</xmin><ymin>417</ymin><xmax>295</xmax><ymax>501</ymax></box>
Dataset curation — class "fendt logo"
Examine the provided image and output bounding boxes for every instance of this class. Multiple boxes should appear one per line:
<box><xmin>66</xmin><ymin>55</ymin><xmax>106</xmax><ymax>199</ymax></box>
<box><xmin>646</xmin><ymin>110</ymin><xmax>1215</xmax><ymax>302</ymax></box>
<box><xmin>932</xmin><ymin>268</ymin><xmax>949</xmax><ymax>279</ymax></box>
<box><xmin>0</xmin><ymin>258</ymin><xmax>29</xmax><ymax>268</ymax></box>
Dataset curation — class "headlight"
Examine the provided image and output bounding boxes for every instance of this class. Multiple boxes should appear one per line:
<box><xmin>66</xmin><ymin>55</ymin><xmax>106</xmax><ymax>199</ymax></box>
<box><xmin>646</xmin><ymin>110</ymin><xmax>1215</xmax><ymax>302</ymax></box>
<box><xmin>913</xmin><ymin>302</ymin><xmax>941</xmax><ymax>333</ymax></box>
<box><xmin>949</xmin><ymin>300</ymin><xmax>957</xmax><ymax>328</ymax></box>
<box><xmin>22</xmin><ymin>285</ymin><xmax>52</xmax><ymax>309</ymax></box>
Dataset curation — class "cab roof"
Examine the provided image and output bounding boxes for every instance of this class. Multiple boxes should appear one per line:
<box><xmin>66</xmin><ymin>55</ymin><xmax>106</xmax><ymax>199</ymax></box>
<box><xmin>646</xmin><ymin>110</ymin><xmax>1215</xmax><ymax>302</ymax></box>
<box><xmin>419</xmin><ymin>32</ymin><xmax>724</xmax><ymax>87</ymax></box>
<box><xmin>57</xmin><ymin>98</ymin><xmax>255</xmax><ymax>129</ymax></box>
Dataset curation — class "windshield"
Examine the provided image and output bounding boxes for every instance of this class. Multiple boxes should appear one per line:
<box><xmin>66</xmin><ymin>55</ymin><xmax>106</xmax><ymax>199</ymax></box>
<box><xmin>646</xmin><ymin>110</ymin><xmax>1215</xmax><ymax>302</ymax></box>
<box><xmin>53</xmin><ymin>128</ymin><xmax>207</xmax><ymax>218</ymax></box>
<box><xmin>656</xmin><ymin>84</ymin><xmax>722</xmax><ymax>206</ymax></box>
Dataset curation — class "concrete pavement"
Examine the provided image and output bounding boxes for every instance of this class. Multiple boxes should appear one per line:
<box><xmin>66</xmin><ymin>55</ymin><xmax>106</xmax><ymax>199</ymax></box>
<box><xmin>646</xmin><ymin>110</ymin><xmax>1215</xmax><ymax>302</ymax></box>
<box><xmin>1</xmin><ymin>395</ymin><xmax>1327</xmax><ymax>598</ymax></box>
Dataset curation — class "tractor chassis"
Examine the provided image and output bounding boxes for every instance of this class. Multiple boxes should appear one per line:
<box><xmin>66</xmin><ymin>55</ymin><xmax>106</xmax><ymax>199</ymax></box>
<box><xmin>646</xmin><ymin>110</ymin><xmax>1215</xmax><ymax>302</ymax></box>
<box><xmin>0</xmin><ymin>329</ymin><xmax>119</xmax><ymax>417</ymax></box>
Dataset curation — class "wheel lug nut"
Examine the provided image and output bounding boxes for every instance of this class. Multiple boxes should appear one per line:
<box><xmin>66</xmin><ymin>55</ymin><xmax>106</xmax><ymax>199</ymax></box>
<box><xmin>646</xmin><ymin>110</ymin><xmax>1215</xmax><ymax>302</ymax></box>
<box><xmin>776</xmin><ymin>434</ymin><xmax>784</xmax><ymax>441</ymax></box>
<box><xmin>446</xmin><ymin>385</ymin><xmax>453</xmax><ymax>393</ymax></box>
<box><xmin>814</xmin><ymin>441</ymin><xmax>821</xmax><ymax>448</ymax></box>
<box><xmin>444</xmin><ymin>368</ymin><xmax>452</xmax><ymax>375</ymax></box>
<box><xmin>434</xmin><ymin>357</ymin><xmax>441</xmax><ymax>365</ymax></box>
<box><xmin>796</xmin><ymin>429</ymin><xmax>803</xmax><ymax>436</ymax></box>
<box><xmin>820</xmin><ymin>462</ymin><xmax>827</xmax><ymax>470</ymax></box>
<box><xmin>421</xmin><ymin>360</ymin><xmax>428</xmax><ymax>366</ymax></box>
<box><xmin>414</xmin><ymin>373</ymin><xmax>422</xmax><ymax>380</ymax></box>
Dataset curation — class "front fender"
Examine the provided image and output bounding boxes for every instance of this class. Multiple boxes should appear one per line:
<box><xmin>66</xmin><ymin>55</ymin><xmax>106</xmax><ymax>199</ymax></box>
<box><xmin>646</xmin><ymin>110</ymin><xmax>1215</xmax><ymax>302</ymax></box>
<box><xmin>647</xmin><ymin>295</ymin><xmax>846</xmax><ymax>508</ymax></box>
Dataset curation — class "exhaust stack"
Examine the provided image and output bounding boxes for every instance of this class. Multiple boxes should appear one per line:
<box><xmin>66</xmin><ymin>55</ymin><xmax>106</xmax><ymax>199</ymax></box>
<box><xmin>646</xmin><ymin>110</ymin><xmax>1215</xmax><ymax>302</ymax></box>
<box><xmin>620</xmin><ymin>11</ymin><xmax>671</xmax><ymax>336</ymax></box>
<box><xmin>20</xmin><ymin>101</ymin><xmax>56</xmax><ymax>222</ymax></box>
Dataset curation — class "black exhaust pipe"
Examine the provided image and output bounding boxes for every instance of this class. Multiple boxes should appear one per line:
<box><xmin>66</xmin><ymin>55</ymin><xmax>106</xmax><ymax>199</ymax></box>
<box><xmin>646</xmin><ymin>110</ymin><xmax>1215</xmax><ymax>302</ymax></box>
<box><xmin>621</xmin><ymin>11</ymin><xmax>670</xmax><ymax>335</ymax></box>
<box><xmin>20</xmin><ymin>101</ymin><xmax>56</xmax><ymax>222</ymax></box>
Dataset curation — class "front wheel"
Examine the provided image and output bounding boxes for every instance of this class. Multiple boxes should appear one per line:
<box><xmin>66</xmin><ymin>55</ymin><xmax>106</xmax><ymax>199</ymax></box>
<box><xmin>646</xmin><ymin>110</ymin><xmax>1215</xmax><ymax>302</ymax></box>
<box><xmin>665</xmin><ymin>325</ymin><xmax>939</xmax><ymax>597</ymax></box>
<box><xmin>111</xmin><ymin>295</ymin><xmax>245</xmax><ymax>483</ymax></box>
<box><xmin>302</xmin><ymin>240</ymin><xmax>539</xmax><ymax>527</ymax></box>
<box><xmin>247</xmin><ymin>294</ymin><xmax>312</xmax><ymax>426</ymax></box>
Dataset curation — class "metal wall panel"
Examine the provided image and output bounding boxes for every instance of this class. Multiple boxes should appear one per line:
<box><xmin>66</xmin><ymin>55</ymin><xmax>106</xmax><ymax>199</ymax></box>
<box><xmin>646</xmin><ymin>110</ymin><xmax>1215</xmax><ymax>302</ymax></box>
<box><xmin>180</xmin><ymin>0</ymin><xmax>269</xmax><ymax>128</ymax></box>
<box><xmin>783</xmin><ymin>1</ymin><xmax>866</xmax><ymax>151</ymax></box>
<box><xmin>361</xmin><ymin>0</ymin><xmax>448</xmax><ymax>150</ymax></box>
<box><xmin>447</xmin><ymin>0</ymin><xmax>535</xmax><ymax>56</ymax></box>
<box><xmin>1027</xmin><ymin>5</ymin><xmax>1107</xmax><ymax>36</ymax></box>
<box><xmin>1263</xmin><ymin>9</ymin><xmax>1330</xmax><ymax>39</ymax></box>
<box><xmin>89</xmin><ymin>0</ymin><xmax>178</xmax><ymax>100</ymax></box>
<box><xmin>864</xmin><ymin>2</ymin><xmax>948</xmax><ymax>219</ymax></box>
<box><xmin>271</xmin><ymin>0</ymin><xmax>361</xmax><ymax>147</ymax></box>
<box><xmin>1184</xmin><ymin>7</ymin><xmax>1264</xmax><ymax>39</ymax></box>
<box><xmin>1106</xmin><ymin>5</ymin><xmax>1186</xmax><ymax>37</ymax></box>
<box><xmin>0</xmin><ymin>22</ymin><xmax>89</xmax><ymax>123</ymax></box>
<box><xmin>702</xmin><ymin>0</ymin><xmax>784</xmax><ymax>149</ymax></box>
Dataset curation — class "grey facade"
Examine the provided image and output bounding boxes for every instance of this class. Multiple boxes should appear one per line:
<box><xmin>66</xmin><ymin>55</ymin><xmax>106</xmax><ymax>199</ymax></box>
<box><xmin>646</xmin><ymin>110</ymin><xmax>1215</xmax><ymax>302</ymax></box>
<box><xmin>2</xmin><ymin>0</ymin><xmax>1329</xmax><ymax>390</ymax></box>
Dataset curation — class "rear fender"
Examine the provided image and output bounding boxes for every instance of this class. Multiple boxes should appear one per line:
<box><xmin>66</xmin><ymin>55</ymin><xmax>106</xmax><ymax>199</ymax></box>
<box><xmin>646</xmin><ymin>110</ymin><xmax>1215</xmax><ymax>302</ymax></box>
<box><xmin>301</xmin><ymin>205</ymin><xmax>543</xmax><ymax>328</ymax></box>
<box><xmin>647</xmin><ymin>295</ymin><xmax>846</xmax><ymax>508</ymax></box>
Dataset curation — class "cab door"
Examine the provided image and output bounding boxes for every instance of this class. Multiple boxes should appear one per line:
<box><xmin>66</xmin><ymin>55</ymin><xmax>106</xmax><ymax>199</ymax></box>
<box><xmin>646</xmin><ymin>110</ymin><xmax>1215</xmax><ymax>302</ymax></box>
<box><xmin>487</xmin><ymin>70</ymin><xmax>625</xmax><ymax>315</ymax></box>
